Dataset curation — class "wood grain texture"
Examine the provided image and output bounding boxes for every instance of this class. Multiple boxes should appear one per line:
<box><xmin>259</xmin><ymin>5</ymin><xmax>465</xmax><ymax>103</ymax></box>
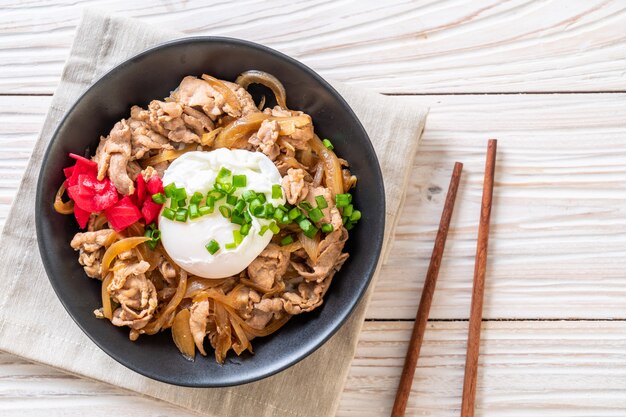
<box><xmin>2</xmin><ymin>321</ymin><xmax>626</xmax><ymax>417</ymax></box>
<box><xmin>2</xmin><ymin>94</ymin><xmax>625</xmax><ymax>320</ymax></box>
<box><xmin>3</xmin><ymin>0</ymin><xmax>626</xmax><ymax>94</ymax></box>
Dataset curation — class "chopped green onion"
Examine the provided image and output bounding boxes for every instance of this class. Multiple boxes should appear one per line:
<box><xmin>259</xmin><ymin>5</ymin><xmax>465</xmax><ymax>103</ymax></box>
<box><xmin>345</xmin><ymin>222</ymin><xmax>355</xmax><ymax>231</ymax></box>
<box><xmin>252</xmin><ymin>204</ymin><xmax>265</xmax><ymax>218</ymax></box>
<box><xmin>233</xmin><ymin>230</ymin><xmax>243</xmax><ymax>246</ymax></box>
<box><xmin>189</xmin><ymin>203</ymin><xmax>200</xmax><ymax>219</ymax></box>
<box><xmin>298</xmin><ymin>218</ymin><xmax>314</xmax><ymax>232</ymax></box>
<box><xmin>336</xmin><ymin>193</ymin><xmax>352</xmax><ymax>208</ymax></box>
<box><xmin>288</xmin><ymin>207</ymin><xmax>302</xmax><ymax>220</ymax></box>
<box><xmin>152</xmin><ymin>193</ymin><xmax>166</xmax><ymax>204</ymax></box>
<box><xmin>175</xmin><ymin>208</ymin><xmax>188</xmax><ymax>222</ymax></box>
<box><xmin>273</xmin><ymin>207</ymin><xmax>286</xmax><ymax>221</ymax></box>
<box><xmin>219</xmin><ymin>205</ymin><xmax>231</xmax><ymax>218</ymax></box>
<box><xmin>162</xmin><ymin>207</ymin><xmax>175</xmax><ymax>220</ymax></box>
<box><xmin>225</xmin><ymin>242</ymin><xmax>237</xmax><ymax>250</ymax></box>
<box><xmin>226</xmin><ymin>194</ymin><xmax>238</xmax><ymax>206</ymax></box>
<box><xmin>231</xmin><ymin>214</ymin><xmax>245</xmax><ymax>225</ymax></box>
<box><xmin>243</xmin><ymin>211</ymin><xmax>252</xmax><ymax>223</ymax></box>
<box><xmin>233</xmin><ymin>175</ymin><xmax>247</xmax><ymax>188</ymax></box>
<box><xmin>303</xmin><ymin>225</ymin><xmax>319</xmax><ymax>238</ymax></box>
<box><xmin>322</xmin><ymin>138</ymin><xmax>334</xmax><ymax>150</ymax></box>
<box><xmin>315</xmin><ymin>195</ymin><xmax>328</xmax><ymax>209</ymax></box>
<box><xmin>190</xmin><ymin>191</ymin><xmax>203</xmax><ymax>205</ymax></box>
<box><xmin>152</xmin><ymin>230</ymin><xmax>161</xmax><ymax>240</ymax></box>
<box><xmin>199</xmin><ymin>205</ymin><xmax>213</xmax><ymax>216</ymax></box>
<box><xmin>309</xmin><ymin>208</ymin><xmax>324</xmax><ymax>223</ymax></box>
<box><xmin>281</xmin><ymin>235</ymin><xmax>294</xmax><ymax>246</ymax></box>
<box><xmin>174</xmin><ymin>187</ymin><xmax>187</xmax><ymax>202</ymax></box>
<box><xmin>169</xmin><ymin>198</ymin><xmax>179</xmax><ymax>210</ymax></box>
<box><xmin>206</xmin><ymin>239</ymin><xmax>220</xmax><ymax>254</ymax></box>
<box><xmin>217</xmin><ymin>166</ymin><xmax>232</xmax><ymax>182</ymax></box>
<box><xmin>269</xmin><ymin>221</ymin><xmax>280</xmax><ymax>234</ymax></box>
<box><xmin>177</xmin><ymin>198</ymin><xmax>187</xmax><ymax>207</ymax></box>
<box><xmin>207</xmin><ymin>189</ymin><xmax>224</xmax><ymax>200</ymax></box>
<box><xmin>144</xmin><ymin>229</ymin><xmax>153</xmax><ymax>239</ymax></box>
<box><xmin>343</xmin><ymin>204</ymin><xmax>354</xmax><ymax>217</ymax></box>
<box><xmin>242</xmin><ymin>190</ymin><xmax>257</xmax><ymax>201</ymax></box>
<box><xmin>272</xmin><ymin>184</ymin><xmax>283</xmax><ymax>199</ymax></box>
<box><xmin>259</xmin><ymin>225</ymin><xmax>270</xmax><ymax>236</ymax></box>
<box><xmin>350</xmin><ymin>210</ymin><xmax>361</xmax><ymax>222</ymax></box>
<box><xmin>240</xmin><ymin>223</ymin><xmax>251</xmax><ymax>236</ymax></box>
<box><xmin>215</xmin><ymin>182</ymin><xmax>233</xmax><ymax>194</ymax></box>
<box><xmin>257</xmin><ymin>193</ymin><xmax>266</xmax><ymax>204</ymax></box>
<box><xmin>343</xmin><ymin>216</ymin><xmax>349</xmax><ymax>225</ymax></box>
<box><xmin>234</xmin><ymin>199</ymin><xmax>246</xmax><ymax>214</ymax></box>
<box><xmin>321</xmin><ymin>223</ymin><xmax>334</xmax><ymax>233</ymax></box>
<box><xmin>282</xmin><ymin>215</ymin><xmax>291</xmax><ymax>224</ymax></box>
<box><xmin>299</xmin><ymin>201</ymin><xmax>313</xmax><ymax>211</ymax></box>
<box><xmin>249</xmin><ymin>199</ymin><xmax>262</xmax><ymax>214</ymax></box>
<box><xmin>164</xmin><ymin>183</ymin><xmax>177</xmax><ymax>198</ymax></box>
<box><xmin>205</xmin><ymin>196</ymin><xmax>216</xmax><ymax>209</ymax></box>
<box><xmin>264</xmin><ymin>203</ymin><xmax>275</xmax><ymax>217</ymax></box>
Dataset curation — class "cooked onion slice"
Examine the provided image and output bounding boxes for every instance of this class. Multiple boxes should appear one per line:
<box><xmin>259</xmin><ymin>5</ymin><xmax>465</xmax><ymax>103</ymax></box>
<box><xmin>236</xmin><ymin>70</ymin><xmax>287</xmax><ymax>109</ymax></box>
<box><xmin>172</xmin><ymin>309</ymin><xmax>195</xmax><ymax>361</ymax></box>
<box><xmin>101</xmin><ymin>272</ymin><xmax>114</xmax><ymax>320</ymax></box>
<box><xmin>310</xmin><ymin>135</ymin><xmax>344</xmax><ymax>197</ymax></box>
<box><xmin>142</xmin><ymin>144</ymin><xmax>196</xmax><ymax>166</ymax></box>
<box><xmin>201</xmin><ymin>74</ymin><xmax>242</xmax><ymax>114</ymax></box>
<box><xmin>54</xmin><ymin>182</ymin><xmax>74</xmax><ymax>214</ymax></box>
<box><xmin>101</xmin><ymin>236</ymin><xmax>150</xmax><ymax>276</ymax></box>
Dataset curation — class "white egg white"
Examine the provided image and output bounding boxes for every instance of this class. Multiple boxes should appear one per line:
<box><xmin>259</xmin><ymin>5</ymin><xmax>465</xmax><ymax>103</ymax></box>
<box><xmin>159</xmin><ymin>149</ymin><xmax>285</xmax><ymax>279</ymax></box>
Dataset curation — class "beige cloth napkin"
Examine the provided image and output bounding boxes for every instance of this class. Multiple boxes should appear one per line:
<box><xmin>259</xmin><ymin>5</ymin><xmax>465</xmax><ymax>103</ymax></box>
<box><xmin>0</xmin><ymin>9</ymin><xmax>427</xmax><ymax>417</ymax></box>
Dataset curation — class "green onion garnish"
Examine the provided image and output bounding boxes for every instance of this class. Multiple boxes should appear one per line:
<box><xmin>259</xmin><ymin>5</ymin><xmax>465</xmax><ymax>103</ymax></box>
<box><xmin>226</xmin><ymin>194</ymin><xmax>238</xmax><ymax>206</ymax></box>
<box><xmin>298</xmin><ymin>218</ymin><xmax>314</xmax><ymax>232</ymax></box>
<box><xmin>322</xmin><ymin>138</ymin><xmax>334</xmax><ymax>150</ymax></box>
<box><xmin>231</xmin><ymin>214</ymin><xmax>245</xmax><ymax>225</ymax></box>
<box><xmin>321</xmin><ymin>223</ymin><xmax>334</xmax><ymax>233</ymax></box>
<box><xmin>234</xmin><ymin>199</ymin><xmax>246</xmax><ymax>214</ymax></box>
<box><xmin>345</xmin><ymin>222</ymin><xmax>355</xmax><ymax>231</ymax></box>
<box><xmin>233</xmin><ymin>175</ymin><xmax>247</xmax><ymax>188</ymax></box>
<box><xmin>264</xmin><ymin>203</ymin><xmax>275</xmax><ymax>217</ymax></box>
<box><xmin>205</xmin><ymin>196</ymin><xmax>216</xmax><ymax>209</ymax></box>
<box><xmin>217</xmin><ymin>166</ymin><xmax>232</xmax><ymax>182</ymax></box>
<box><xmin>164</xmin><ymin>183</ymin><xmax>177</xmax><ymax>198</ymax></box>
<box><xmin>350</xmin><ymin>210</ymin><xmax>361</xmax><ymax>222</ymax></box>
<box><xmin>174</xmin><ymin>187</ymin><xmax>187</xmax><ymax>202</ymax></box>
<box><xmin>225</xmin><ymin>242</ymin><xmax>237</xmax><ymax>250</ymax></box>
<box><xmin>188</xmin><ymin>203</ymin><xmax>200</xmax><ymax>219</ymax></box>
<box><xmin>309</xmin><ymin>208</ymin><xmax>324</xmax><ymax>223</ymax></box>
<box><xmin>259</xmin><ymin>225</ymin><xmax>269</xmax><ymax>236</ymax></box>
<box><xmin>288</xmin><ymin>207</ymin><xmax>301</xmax><ymax>220</ymax></box>
<box><xmin>315</xmin><ymin>195</ymin><xmax>328</xmax><ymax>209</ymax></box>
<box><xmin>281</xmin><ymin>235</ymin><xmax>294</xmax><ymax>246</ymax></box>
<box><xmin>269</xmin><ymin>221</ymin><xmax>280</xmax><ymax>234</ymax></box>
<box><xmin>162</xmin><ymin>207</ymin><xmax>175</xmax><ymax>220</ymax></box>
<box><xmin>243</xmin><ymin>211</ymin><xmax>252</xmax><ymax>223</ymax></box>
<box><xmin>273</xmin><ymin>207</ymin><xmax>286</xmax><ymax>221</ymax></box>
<box><xmin>249</xmin><ymin>198</ymin><xmax>262</xmax><ymax>214</ymax></box>
<box><xmin>190</xmin><ymin>191</ymin><xmax>203</xmax><ymax>205</ymax></box>
<box><xmin>178</xmin><ymin>198</ymin><xmax>187</xmax><ymax>207</ymax></box>
<box><xmin>170</xmin><ymin>198</ymin><xmax>179</xmax><ymax>210</ymax></box>
<box><xmin>304</xmin><ymin>225</ymin><xmax>319</xmax><ymax>238</ymax></box>
<box><xmin>175</xmin><ymin>208</ymin><xmax>188</xmax><ymax>222</ymax></box>
<box><xmin>257</xmin><ymin>193</ymin><xmax>266</xmax><ymax>204</ymax></box>
<box><xmin>343</xmin><ymin>204</ymin><xmax>354</xmax><ymax>217</ymax></box>
<box><xmin>240</xmin><ymin>223</ymin><xmax>251</xmax><ymax>236</ymax></box>
<box><xmin>299</xmin><ymin>201</ymin><xmax>313</xmax><ymax>211</ymax></box>
<box><xmin>335</xmin><ymin>193</ymin><xmax>352</xmax><ymax>208</ymax></box>
<box><xmin>243</xmin><ymin>190</ymin><xmax>257</xmax><ymax>201</ymax></box>
<box><xmin>207</xmin><ymin>189</ymin><xmax>224</xmax><ymax>200</ymax></box>
<box><xmin>206</xmin><ymin>239</ymin><xmax>220</xmax><ymax>254</ymax></box>
<box><xmin>272</xmin><ymin>184</ymin><xmax>283</xmax><ymax>199</ymax></box>
<box><xmin>152</xmin><ymin>193</ymin><xmax>166</xmax><ymax>204</ymax></box>
<box><xmin>282</xmin><ymin>215</ymin><xmax>291</xmax><ymax>224</ymax></box>
<box><xmin>199</xmin><ymin>205</ymin><xmax>213</xmax><ymax>216</ymax></box>
<box><xmin>233</xmin><ymin>230</ymin><xmax>243</xmax><ymax>246</ymax></box>
<box><xmin>219</xmin><ymin>205</ymin><xmax>231</xmax><ymax>218</ymax></box>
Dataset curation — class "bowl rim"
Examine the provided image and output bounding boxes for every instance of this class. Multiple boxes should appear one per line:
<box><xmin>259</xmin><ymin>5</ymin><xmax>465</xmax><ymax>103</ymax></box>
<box><xmin>35</xmin><ymin>35</ymin><xmax>385</xmax><ymax>387</ymax></box>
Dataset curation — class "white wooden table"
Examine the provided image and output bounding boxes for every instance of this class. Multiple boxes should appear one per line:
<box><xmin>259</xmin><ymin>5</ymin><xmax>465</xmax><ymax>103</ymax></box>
<box><xmin>2</xmin><ymin>1</ymin><xmax>626</xmax><ymax>416</ymax></box>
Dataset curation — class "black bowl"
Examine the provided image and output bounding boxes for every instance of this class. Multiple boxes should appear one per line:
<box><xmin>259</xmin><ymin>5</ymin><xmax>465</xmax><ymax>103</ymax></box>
<box><xmin>35</xmin><ymin>37</ymin><xmax>385</xmax><ymax>387</ymax></box>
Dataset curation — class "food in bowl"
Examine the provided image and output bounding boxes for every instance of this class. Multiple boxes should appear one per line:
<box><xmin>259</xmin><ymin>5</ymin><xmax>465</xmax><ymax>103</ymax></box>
<box><xmin>54</xmin><ymin>71</ymin><xmax>361</xmax><ymax>364</ymax></box>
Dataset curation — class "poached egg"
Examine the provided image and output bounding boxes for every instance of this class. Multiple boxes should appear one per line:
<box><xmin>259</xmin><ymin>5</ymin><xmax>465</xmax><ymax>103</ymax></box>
<box><xmin>159</xmin><ymin>149</ymin><xmax>285</xmax><ymax>279</ymax></box>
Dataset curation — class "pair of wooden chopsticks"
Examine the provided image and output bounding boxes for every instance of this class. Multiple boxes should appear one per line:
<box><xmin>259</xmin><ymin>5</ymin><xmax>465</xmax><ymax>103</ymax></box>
<box><xmin>391</xmin><ymin>139</ymin><xmax>498</xmax><ymax>417</ymax></box>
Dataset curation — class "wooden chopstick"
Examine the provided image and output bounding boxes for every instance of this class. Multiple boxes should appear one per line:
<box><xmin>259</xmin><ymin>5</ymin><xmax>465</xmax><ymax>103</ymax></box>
<box><xmin>391</xmin><ymin>161</ymin><xmax>464</xmax><ymax>417</ymax></box>
<box><xmin>460</xmin><ymin>139</ymin><xmax>498</xmax><ymax>417</ymax></box>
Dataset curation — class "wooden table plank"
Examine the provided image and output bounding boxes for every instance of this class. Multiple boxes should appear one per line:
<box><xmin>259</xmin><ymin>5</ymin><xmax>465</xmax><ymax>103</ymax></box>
<box><xmin>2</xmin><ymin>321</ymin><xmax>625</xmax><ymax>417</ymax></box>
<box><xmin>2</xmin><ymin>0</ymin><xmax>626</xmax><ymax>95</ymax></box>
<box><xmin>2</xmin><ymin>93</ymin><xmax>625</xmax><ymax>320</ymax></box>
